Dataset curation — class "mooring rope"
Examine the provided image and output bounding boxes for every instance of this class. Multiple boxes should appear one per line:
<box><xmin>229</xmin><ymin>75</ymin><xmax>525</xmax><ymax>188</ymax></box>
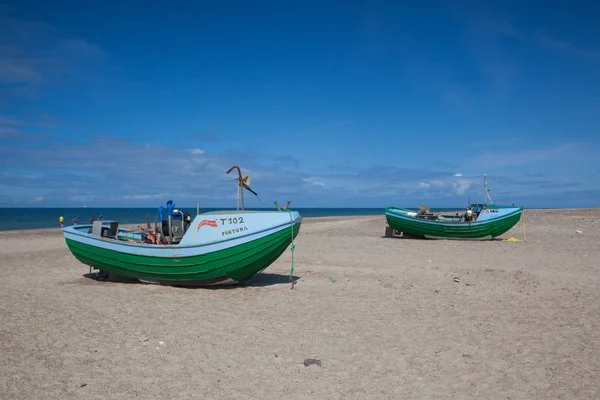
<box><xmin>286</xmin><ymin>210</ymin><xmax>297</xmax><ymax>288</ymax></box>
<box><xmin>243</xmin><ymin>210</ymin><xmax>296</xmax><ymax>287</ymax></box>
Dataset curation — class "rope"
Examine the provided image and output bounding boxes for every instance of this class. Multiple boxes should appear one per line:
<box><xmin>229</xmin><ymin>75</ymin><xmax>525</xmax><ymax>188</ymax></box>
<box><xmin>286</xmin><ymin>210</ymin><xmax>297</xmax><ymax>289</ymax></box>
<box><xmin>243</xmin><ymin>210</ymin><xmax>296</xmax><ymax>287</ymax></box>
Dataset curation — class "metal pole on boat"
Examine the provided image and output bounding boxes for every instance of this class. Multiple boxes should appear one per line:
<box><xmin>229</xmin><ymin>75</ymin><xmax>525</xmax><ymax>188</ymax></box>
<box><xmin>240</xmin><ymin>179</ymin><xmax>245</xmax><ymax>211</ymax></box>
<box><xmin>226</xmin><ymin>165</ymin><xmax>244</xmax><ymax>211</ymax></box>
<box><xmin>484</xmin><ymin>175</ymin><xmax>487</xmax><ymax>205</ymax></box>
<box><xmin>483</xmin><ymin>175</ymin><xmax>494</xmax><ymax>205</ymax></box>
<box><xmin>168</xmin><ymin>214</ymin><xmax>172</xmax><ymax>244</ymax></box>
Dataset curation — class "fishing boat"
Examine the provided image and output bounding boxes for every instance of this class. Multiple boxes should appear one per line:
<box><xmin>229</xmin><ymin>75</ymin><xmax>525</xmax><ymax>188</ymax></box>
<box><xmin>62</xmin><ymin>166</ymin><xmax>302</xmax><ymax>286</ymax></box>
<box><xmin>384</xmin><ymin>176</ymin><xmax>522</xmax><ymax>240</ymax></box>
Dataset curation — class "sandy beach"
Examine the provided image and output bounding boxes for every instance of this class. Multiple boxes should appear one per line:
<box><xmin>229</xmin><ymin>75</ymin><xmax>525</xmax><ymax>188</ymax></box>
<box><xmin>1</xmin><ymin>209</ymin><xmax>599</xmax><ymax>399</ymax></box>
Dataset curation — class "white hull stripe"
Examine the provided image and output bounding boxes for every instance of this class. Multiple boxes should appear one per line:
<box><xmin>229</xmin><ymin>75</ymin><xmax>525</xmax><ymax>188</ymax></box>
<box><xmin>385</xmin><ymin>209</ymin><xmax>521</xmax><ymax>226</ymax></box>
<box><xmin>64</xmin><ymin>217</ymin><xmax>300</xmax><ymax>257</ymax></box>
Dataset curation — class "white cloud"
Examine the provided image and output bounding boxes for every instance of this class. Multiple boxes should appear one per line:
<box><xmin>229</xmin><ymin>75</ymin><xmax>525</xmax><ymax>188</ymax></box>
<box><xmin>467</xmin><ymin>142</ymin><xmax>586</xmax><ymax>169</ymax></box>
<box><xmin>190</xmin><ymin>148</ymin><xmax>205</xmax><ymax>155</ymax></box>
<box><xmin>453</xmin><ymin>179</ymin><xmax>473</xmax><ymax>196</ymax></box>
<box><xmin>302</xmin><ymin>177</ymin><xmax>325</xmax><ymax>187</ymax></box>
<box><xmin>0</xmin><ymin>115</ymin><xmax>21</xmax><ymax>138</ymax></box>
<box><xmin>415</xmin><ymin>176</ymin><xmax>477</xmax><ymax>196</ymax></box>
<box><xmin>534</xmin><ymin>31</ymin><xmax>600</xmax><ymax>63</ymax></box>
<box><xmin>0</xmin><ymin>10</ymin><xmax>109</xmax><ymax>99</ymax></box>
<box><xmin>1</xmin><ymin>132</ymin><xmax>599</xmax><ymax>207</ymax></box>
<box><xmin>124</xmin><ymin>194</ymin><xmax>167</xmax><ymax>200</ymax></box>
<box><xmin>70</xmin><ymin>195</ymin><xmax>90</xmax><ymax>203</ymax></box>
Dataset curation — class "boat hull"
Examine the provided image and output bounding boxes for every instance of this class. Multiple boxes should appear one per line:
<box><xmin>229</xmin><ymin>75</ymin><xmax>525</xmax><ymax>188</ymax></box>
<box><xmin>385</xmin><ymin>207</ymin><xmax>522</xmax><ymax>240</ymax></box>
<box><xmin>64</xmin><ymin>214</ymin><xmax>301</xmax><ymax>286</ymax></box>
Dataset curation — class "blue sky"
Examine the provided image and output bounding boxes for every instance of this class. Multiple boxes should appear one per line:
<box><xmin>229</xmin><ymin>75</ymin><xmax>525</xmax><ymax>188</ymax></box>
<box><xmin>1</xmin><ymin>1</ymin><xmax>599</xmax><ymax>208</ymax></box>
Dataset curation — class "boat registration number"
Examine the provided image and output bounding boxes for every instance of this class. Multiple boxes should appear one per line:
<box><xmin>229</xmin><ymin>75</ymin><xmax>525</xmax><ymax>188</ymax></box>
<box><xmin>220</xmin><ymin>217</ymin><xmax>245</xmax><ymax>225</ymax></box>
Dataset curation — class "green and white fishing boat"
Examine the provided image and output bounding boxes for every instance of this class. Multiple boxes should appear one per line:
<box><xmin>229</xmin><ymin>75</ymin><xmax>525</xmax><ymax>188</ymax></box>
<box><xmin>385</xmin><ymin>176</ymin><xmax>523</xmax><ymax>240</ymax></box>
<box><xmin>63</xmin><ymin>166</ymin><xmax>302</xmax><ymax>286</ymax></box>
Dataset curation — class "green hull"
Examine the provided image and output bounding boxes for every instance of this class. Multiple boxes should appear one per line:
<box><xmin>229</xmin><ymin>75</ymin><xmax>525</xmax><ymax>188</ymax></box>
<box><xmin>65</xmin><ymin>222</ymin><xmax>301</xmax><ymax>286</ymax></box>
<box><xmin>385</xmin><ymin>208</ymin><xmax>521</xmax><ymax>240</ymax></box>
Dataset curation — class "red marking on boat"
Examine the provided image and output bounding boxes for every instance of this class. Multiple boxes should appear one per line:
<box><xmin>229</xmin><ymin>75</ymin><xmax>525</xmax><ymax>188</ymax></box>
<box><xmin>197</xmin><ymin>219</ymin><xmax>218</xmax><ymax>231</ymax></box>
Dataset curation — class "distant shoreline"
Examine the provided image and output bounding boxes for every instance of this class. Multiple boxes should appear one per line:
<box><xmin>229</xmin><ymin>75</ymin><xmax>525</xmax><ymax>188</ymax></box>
<box><xmin>0</xmin><ymin>215</ymin><xmax>382</xmax><ymax>234</ymax></box>
<box><xmin>0</xmin><ymin>206</ymin><xmax>597</xmax><ymax>209</ymax></box>
<box><xmin>0</xmin><ymin>208</ymin><xmax>385</xmax><ymax>232</ymax></box>
<box><xmin>1</xmin><ymin>208</ymin><xmax>598</xmax><ymax>233</ymax></box>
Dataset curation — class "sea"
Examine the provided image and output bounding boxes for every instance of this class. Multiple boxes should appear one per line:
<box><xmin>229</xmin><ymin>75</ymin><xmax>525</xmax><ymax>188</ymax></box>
<box><xmin>0</xmin><ymin>207</ymin><xmax>379</xmax><ymax>231</ymax></box>
<box><xmin>0</xmin><ymin>207</ymin><xmax>470</xmax><ymax>232</ymax></box>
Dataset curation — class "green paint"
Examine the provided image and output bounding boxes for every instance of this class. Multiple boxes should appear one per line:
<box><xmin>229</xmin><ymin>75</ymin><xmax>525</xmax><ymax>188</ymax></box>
<box><xmin>65</xmin><ymin>222</ymin><xmax>301</xmax><ymax>286</ymax></box>
<box><xmin>385</xmin><ymin>209</ymin><xmax>522</xmax><ymax>240</ymax></box>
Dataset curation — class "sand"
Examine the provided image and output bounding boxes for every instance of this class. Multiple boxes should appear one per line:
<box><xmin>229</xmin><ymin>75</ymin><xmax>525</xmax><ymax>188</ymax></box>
<box><xmin>1</xmin><ymin>209</ymin><xmax>599</xmax><ymax>399</ymax></box>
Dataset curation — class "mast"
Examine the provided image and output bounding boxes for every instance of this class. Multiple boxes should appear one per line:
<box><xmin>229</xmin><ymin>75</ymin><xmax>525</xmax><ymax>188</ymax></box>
<box><xmin>227</xmin><ymin>165</ymin><xmax>243</xmax><ymax>210</ymax></box>
<box><xmin>484</xmin><ymin>175</ymin><xmax>494</xmax><ymax>205</ymax></box>
<box><xmin>484</xmin><ymin>175</ymin><xmax>487</xmax><ymax>205</ymax></box>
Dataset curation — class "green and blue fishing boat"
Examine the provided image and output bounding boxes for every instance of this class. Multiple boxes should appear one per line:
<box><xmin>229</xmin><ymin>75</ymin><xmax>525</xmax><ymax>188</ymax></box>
<box><xmin>63</xmin><ymin>166</ymin><xmax>302</xmax><ymax>286</ymax></box>
<box><xmin>385</xmin><ymin>176</ymin><xmax>523</xmax><ymax>240</ymax></box>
